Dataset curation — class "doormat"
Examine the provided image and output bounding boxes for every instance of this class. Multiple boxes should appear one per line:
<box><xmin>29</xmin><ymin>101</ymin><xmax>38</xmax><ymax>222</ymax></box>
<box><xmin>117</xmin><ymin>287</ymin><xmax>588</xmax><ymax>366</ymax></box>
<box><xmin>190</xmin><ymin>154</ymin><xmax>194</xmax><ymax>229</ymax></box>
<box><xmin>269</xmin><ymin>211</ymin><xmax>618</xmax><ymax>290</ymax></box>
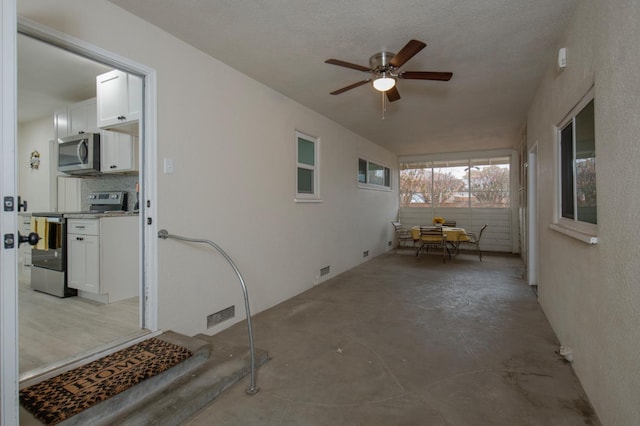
<box><xmin>19</xmin><ymin>337</ymin><xmax>192</xmax><ymax>425</ymax></box>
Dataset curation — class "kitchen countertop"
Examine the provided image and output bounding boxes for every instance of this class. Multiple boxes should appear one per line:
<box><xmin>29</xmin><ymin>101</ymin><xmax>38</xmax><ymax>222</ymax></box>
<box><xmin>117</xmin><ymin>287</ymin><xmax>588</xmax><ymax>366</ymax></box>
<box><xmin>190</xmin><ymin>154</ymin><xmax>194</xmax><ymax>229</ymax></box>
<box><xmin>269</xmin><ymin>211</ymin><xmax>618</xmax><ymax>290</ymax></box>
<box><xmin>63</xmin><ymin>212</ymin><xmax>139</xmax><ymax>219</ymax></box>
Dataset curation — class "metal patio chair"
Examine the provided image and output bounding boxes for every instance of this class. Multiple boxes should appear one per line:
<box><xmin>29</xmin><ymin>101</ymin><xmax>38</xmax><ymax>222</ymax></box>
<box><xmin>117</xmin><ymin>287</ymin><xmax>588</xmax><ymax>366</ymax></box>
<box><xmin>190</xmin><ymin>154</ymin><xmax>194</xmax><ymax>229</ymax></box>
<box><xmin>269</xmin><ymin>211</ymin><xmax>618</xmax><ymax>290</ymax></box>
<box><xmin>417</xmin><ymin>226</ymin><xmax>447</xmax><ymax>263</ymax></box>
<box><xmin>392</xmin><ymin>222</ymin><xmax>414</xmax><ymax>253</ymax></box>
<box><xmin>459</xmin><ymin>224</ymin><xmax>488</xmax><ymax>261</ymax></box>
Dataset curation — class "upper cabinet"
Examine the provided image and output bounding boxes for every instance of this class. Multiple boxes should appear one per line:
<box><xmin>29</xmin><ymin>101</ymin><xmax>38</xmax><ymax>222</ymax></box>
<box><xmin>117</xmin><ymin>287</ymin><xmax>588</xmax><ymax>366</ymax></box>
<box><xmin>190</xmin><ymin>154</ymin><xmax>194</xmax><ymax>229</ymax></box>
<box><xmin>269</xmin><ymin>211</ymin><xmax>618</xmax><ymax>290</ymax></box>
<box><xmin>100</xmin><ymin>131</ymin><xmax>138</xmax><ymax>174</ymax></box>
<box><xmin>96</xmin><ymin>70</ymin><xmax>142</xmax><ymax>134</ymax></box>
<box><xmin>54</xmin><ymin>98</ymin><xmax>98</xmax><ymax>140</ymax></box>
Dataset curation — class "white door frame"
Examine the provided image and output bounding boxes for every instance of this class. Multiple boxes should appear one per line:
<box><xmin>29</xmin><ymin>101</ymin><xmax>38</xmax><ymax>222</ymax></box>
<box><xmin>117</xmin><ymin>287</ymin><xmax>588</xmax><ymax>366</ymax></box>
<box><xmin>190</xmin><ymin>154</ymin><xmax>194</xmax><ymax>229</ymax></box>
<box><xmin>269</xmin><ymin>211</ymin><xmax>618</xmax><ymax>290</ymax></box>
<box><xmin>1</xmin><ymin>1</ymin><xmax>19</xmax><ymax>424</ymax></box>
<box><xmin>1</xmin><ymin>10</ymin><xmax>159</xmax><ymax>423</ymax></box>
<box><xmin>527</xmin><ymin>143</ymin><xmax>538</xmax><ymax>286</ymax></box>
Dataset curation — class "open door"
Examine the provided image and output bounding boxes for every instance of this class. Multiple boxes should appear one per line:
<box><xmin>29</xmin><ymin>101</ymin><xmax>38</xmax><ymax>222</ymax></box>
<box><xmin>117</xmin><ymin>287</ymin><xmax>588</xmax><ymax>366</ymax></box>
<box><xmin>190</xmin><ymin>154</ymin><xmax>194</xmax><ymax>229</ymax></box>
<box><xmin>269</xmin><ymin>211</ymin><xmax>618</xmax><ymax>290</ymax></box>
<box><xmin>2</xmin><ymin>11</ymin><xmax>159</xmax><ymax>423</ymax></box>
<box><xmin>1</xmin><ymin>1</ymin><xmax>20</xmax><ymax>423</ymax></box>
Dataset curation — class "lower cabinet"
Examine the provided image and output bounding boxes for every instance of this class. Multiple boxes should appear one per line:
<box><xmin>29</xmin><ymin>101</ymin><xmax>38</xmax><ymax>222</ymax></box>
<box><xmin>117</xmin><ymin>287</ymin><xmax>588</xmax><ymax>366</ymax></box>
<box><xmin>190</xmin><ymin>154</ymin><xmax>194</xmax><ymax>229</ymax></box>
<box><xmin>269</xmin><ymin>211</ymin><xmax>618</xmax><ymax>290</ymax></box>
<box><xmin>67</xmin><ymin>216</ymin><xmax>139</xmax><ymax>303</ymax></box>
<box><xmin>68</xmin><ymin>232</ymin><xmax>100</xmax><ymax>293</ymax></box>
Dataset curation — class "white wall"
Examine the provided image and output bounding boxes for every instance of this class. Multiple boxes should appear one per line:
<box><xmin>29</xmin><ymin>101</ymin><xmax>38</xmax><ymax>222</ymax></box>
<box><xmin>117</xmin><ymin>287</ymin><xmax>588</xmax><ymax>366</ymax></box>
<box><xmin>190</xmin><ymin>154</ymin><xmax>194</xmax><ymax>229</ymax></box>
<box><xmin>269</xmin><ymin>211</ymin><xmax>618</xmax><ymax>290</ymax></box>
<box><xmin>17</xmin><ymin>1</ymin><xmax>398</xmax><ymax>335</ymax></box>
<box><xmin>527</xmin><ymin>0</ymin><xmax>640</xmax><ymax>423</ymax></box>
<box><xmin>17</xmin><ymin>116</ymin><xmax>55</xmax><ymax>212</ymax></box>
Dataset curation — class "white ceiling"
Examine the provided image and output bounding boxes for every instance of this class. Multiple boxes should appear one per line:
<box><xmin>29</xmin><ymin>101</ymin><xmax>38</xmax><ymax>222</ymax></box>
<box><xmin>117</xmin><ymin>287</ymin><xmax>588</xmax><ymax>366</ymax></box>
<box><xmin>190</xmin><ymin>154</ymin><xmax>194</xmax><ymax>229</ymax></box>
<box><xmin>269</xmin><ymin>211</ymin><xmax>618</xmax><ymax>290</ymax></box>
<box><xmin>19</xmin><ymin>1</ymin><xmax>580</xmax><ymax>156</ymax></box>
<box><xmin>108</xmin><ymin>0</ymin><xmax>578</xmax><ymax>155</ymax></box>
<box><xmin>17</xmin><ymin>34</ymin><xmax>112</xmax><ymax>124</ymax></box>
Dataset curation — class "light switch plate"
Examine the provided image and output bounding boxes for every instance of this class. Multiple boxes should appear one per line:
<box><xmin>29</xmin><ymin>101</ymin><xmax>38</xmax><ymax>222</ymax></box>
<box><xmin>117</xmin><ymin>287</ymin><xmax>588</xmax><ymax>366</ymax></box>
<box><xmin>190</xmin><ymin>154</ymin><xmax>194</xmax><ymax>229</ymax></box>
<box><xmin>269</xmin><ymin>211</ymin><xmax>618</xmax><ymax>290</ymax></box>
<box><xmin>164</xmin><ymin>158</ymin><xmax>175</xmax><ymax>174</ymax></box>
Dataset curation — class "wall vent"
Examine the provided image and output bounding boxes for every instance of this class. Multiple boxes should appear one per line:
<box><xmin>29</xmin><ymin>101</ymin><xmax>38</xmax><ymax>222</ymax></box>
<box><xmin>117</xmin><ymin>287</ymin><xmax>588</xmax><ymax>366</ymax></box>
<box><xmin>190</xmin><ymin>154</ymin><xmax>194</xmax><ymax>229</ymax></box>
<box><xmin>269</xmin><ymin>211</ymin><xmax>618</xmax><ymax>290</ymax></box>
<box><xmin>207</xmin><ymin>305</ymin><xmax>235</xmax><ymax>328</ymax></box>
<box><xmin>363</xmin><ymin>250</ymin><xmax>369</xmax><ymax>258</ymax></box>
<box><xmin>388</xmin><ymin>241</ymin><xmax>392</xmax><ymax>247</ymax></box>
<box><xmin>320</xmin><ymin>266</ymin><xmax>331</xmax><ymax>276</ymax></box>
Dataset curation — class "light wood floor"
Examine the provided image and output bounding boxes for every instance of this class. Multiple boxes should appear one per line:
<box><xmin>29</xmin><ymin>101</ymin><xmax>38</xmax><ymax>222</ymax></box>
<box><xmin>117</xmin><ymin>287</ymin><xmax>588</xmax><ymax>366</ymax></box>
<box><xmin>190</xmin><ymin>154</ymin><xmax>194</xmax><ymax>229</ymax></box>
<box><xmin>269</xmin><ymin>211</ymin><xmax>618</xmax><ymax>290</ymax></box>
<box><xmin>18</xmin><ymin>281</ymin><xmax>142</xmax><ymax>375</ymax></box>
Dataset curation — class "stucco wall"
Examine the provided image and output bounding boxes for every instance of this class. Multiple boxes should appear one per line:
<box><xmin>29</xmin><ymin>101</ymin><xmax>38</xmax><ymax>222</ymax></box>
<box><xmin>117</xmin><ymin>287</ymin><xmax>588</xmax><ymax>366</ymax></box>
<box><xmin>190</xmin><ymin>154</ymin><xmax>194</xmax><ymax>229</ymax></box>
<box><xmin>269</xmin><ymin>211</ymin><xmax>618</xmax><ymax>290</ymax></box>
<box><xmin>527</xmin><ymin>1</ymin><xmax>640</xmax><ymax>423</ymax></box>
<box><xmin>18</xmin><ymin>0</ymin><xmax>398</xmax><ymax>335</ymax></box>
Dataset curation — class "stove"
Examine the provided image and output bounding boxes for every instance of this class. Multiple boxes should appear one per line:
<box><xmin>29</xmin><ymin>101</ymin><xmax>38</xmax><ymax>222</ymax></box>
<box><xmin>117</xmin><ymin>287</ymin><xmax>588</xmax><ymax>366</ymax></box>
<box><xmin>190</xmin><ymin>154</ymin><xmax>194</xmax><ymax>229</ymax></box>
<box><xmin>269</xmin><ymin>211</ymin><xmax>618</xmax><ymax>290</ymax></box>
<box><xmin>87</xmin><ymin>190</ymin><xmax>128</xmax><ymax>213</ymax></box>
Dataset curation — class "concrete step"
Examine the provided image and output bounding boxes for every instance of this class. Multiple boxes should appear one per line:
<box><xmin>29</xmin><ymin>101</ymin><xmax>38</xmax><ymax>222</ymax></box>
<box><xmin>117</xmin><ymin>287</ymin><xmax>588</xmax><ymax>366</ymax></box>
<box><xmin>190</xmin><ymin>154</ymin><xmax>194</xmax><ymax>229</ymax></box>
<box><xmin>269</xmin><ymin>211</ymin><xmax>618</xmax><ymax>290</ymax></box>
<box><xmin>20</xmin><ymin>331</ymin><xmax>268</xmax><ymax>425</ymax></box>
<box><xmin>97</xmin><ymin>334</ymin><xmax>269</xmax><ymax>425</ymax></box>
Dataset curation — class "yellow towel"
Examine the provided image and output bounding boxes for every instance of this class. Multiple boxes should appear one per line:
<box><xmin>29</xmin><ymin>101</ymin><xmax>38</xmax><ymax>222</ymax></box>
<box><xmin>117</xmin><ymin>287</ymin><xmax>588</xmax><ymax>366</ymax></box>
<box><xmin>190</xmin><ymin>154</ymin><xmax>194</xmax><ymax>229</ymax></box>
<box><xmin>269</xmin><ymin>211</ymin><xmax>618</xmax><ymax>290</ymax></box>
<box><xmin>31</xmin><ymin>217</ymin><xmax>49</xmax><ymax>251</ymax></box>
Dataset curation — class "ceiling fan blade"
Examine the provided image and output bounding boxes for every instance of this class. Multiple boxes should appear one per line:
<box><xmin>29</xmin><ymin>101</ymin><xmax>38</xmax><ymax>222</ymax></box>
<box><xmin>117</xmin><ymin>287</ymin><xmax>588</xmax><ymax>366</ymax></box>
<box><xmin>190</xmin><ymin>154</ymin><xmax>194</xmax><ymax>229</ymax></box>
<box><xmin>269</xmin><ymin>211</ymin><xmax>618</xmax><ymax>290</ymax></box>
<box><xmin>399</xmin><ymin>71</ymin><xmax>453</xmax><ymax>81</ymax></box>
<box><xmin>386</xmin><ymin>86</ymin><xmax>401</xmax><ymax>102</ymax></box>
<box><xmin>389</xmin><ymin>39</ymin><xmax>427</xmax><ymax>68</ymax></box>
<box><xmin>330</xmin><ymin>79</ymin><xmax>371</xmax><ymax>95</ymax></box>
<box><xmin>325</xmin><ymin>59</ymin><xmax>371</xmax><ymax>72</ymax></box>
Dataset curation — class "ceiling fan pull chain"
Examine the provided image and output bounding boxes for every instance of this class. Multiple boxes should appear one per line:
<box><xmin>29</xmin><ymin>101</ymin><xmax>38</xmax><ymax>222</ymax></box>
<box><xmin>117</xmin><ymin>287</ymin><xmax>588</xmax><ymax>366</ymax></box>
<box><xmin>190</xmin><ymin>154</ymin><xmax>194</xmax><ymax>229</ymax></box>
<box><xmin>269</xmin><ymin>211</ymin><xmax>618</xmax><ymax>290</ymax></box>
<box><xmin>381</xmin><ymin>91</ymin><xmax>386</xmax><ymax>120</ymax></box>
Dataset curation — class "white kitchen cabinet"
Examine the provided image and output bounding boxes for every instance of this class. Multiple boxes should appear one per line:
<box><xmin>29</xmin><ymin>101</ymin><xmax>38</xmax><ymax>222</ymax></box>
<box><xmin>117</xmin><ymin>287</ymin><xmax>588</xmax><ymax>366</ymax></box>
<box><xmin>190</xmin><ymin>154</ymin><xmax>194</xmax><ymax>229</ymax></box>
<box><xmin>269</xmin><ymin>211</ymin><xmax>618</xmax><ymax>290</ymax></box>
<box><xmin>100</xmin><ymin>131</ymin><xmax>138</xmax><ymax>173</ymax></box>
<box><xmin>96</xmin><ymin>70</ymin><xmax>141</xmax><ymax>134</ymax></box>
<box><xmin>67</xmin><ymin>216</ymin><xmax>139</xmax><ymax>303</ymax></box>
<box><xmin>54</xmin><ymin>98</ymin><xmax>98</xmax><ymax>139</ymax></box>
<box><xmin>68</xmin><ymin>98</ymin><xmax>99</xmax><ymax>135</ymax></box>
<box><xmin>57</xmin><ymin>176</ymin><xmax>83</xmax><ymax>212</ymax></box>
<box><xmin>68</xmin><ymin>229</ymin><xmax>100</xmax><ymax>294</ymax></box>
<box><xmin>53</xmin><ymin>108</ymin><xmax>69</xmax><ymax>139</ymax></box>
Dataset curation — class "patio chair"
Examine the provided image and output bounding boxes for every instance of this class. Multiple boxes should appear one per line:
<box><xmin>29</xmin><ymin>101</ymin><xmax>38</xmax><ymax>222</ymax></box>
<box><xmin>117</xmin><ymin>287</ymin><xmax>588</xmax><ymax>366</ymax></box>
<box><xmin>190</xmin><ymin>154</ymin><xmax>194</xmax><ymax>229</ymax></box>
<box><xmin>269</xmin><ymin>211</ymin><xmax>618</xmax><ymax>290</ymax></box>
<box><xmin>459</xmin><ymin>224</ymin><xmax>488</xmax><ymax>261</ymax></box>
<box><xmin>392</xmin><ymin>222</ymin><xmax>414</xmax><ymax>253</ymax></box>
<box><xmin>417</xmin><ymin>226</ymin><xmax>447</xmax><ymax>263</ymax></box>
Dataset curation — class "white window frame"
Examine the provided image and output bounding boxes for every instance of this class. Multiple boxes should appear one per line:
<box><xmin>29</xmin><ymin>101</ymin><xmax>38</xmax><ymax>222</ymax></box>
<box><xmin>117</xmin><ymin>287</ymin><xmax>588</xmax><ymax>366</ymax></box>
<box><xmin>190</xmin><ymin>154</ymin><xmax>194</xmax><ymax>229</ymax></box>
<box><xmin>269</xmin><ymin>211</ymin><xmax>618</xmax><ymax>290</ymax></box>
<box><xmin>358</xmin><ymin>157</ymin><xmax>391</xmax><ymax>191</ymax></box>
<box><xmin>551</xmin><ymin>87</ymin><xmax>598</xmax><ymax>243</ymax></box>
<box><xmin>295</xmin><ymin>130</ymin><xmax>321</xmax><ymax>202</ymax></box>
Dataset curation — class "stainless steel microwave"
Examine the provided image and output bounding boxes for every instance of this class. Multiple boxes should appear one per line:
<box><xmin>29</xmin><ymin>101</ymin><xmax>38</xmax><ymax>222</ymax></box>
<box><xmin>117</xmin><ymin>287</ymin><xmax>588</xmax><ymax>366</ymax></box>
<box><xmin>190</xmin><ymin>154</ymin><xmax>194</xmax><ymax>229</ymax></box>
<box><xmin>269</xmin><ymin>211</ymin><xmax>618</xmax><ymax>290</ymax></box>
<box><xmin>57</xmin><ymin>133</ymin><xmax>100</xmax><ymax>175</ymax></box>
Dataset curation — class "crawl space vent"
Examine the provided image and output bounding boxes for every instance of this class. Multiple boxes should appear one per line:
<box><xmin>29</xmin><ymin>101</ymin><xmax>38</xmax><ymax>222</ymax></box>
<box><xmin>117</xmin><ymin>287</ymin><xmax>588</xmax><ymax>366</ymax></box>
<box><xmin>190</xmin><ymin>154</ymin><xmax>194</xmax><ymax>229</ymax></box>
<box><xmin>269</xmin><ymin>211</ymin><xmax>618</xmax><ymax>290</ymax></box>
<box><xmin>207</xmin><ymin>305</ymin><xmax>235</xmax><ymax>328</ymax></box>
<box><xmin>320</xmin><ymin>266</ymin><xmax>331</xmax><ymax>276</ymax></box>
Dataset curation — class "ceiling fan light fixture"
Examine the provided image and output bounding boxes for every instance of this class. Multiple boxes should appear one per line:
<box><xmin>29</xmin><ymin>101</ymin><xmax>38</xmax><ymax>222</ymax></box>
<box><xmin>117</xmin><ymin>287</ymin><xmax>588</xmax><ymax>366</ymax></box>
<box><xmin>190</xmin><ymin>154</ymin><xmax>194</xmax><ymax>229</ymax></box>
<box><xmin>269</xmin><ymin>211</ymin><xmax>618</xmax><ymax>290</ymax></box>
<box><xmin>373</xmin><ymin>74</ymin><xmax>396</xmax><ymax>92</ymax></box>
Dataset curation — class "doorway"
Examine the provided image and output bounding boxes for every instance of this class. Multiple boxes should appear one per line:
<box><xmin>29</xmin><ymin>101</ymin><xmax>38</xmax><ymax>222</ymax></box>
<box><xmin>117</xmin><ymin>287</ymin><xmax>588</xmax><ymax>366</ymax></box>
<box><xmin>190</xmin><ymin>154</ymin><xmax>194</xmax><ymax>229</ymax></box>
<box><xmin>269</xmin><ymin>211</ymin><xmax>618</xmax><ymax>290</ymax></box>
<box><xmin>527</xmin><ymin>144</ymin><xmax>538</xmax><ymax>286</ymax></box>
<box><xmin>12</xmin><ymin>20</ymin><xmax>157</xmax><ymax>380</ymax></box>
<box><xmin>16</xmin><ymin>33</ymin><xmax>144</xmax><ymax>376</ymax></box>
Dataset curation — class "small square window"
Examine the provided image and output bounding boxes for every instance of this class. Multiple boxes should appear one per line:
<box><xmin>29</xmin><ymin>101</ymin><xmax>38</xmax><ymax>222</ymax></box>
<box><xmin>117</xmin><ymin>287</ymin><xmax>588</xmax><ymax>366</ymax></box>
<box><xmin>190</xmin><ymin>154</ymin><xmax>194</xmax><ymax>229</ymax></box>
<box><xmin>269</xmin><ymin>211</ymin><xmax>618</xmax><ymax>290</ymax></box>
<box><xmin>358</xmin><ymin>159</ymin><xmax>367</xmax><ymax>183</ymax></box>
<box><xmin>296</xmin><ymin>131</ymin><xmax>319</xmax><ymax>200</ymax></box>
<box><xmin>358</xmin><ymin>158</ymin><xmax>391</xmax><ymax>190</ymax></box>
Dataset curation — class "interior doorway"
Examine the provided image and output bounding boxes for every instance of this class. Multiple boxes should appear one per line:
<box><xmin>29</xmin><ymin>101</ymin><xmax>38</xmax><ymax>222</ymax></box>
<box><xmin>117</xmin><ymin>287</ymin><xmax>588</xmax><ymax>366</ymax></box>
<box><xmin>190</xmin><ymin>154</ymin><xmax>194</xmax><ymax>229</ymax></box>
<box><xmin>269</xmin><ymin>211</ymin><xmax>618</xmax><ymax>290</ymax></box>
<box><xmin>13</xmin><ymin>18</ymin><xmax>159</xmax><ymax>379</ymax></box>
<box><xmin>527</xmin><ymin>144</ymin><xmax>538</xmax><ymax>286</ymax></box>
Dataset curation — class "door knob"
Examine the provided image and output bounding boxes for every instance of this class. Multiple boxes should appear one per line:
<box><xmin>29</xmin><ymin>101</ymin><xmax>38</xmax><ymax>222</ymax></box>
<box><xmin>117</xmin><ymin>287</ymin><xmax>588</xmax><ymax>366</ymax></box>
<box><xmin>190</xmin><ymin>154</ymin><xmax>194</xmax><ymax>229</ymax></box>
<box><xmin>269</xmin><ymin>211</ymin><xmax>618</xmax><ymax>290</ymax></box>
<box><xmin>18</xmin><ymin>232</ymin><xmax>40</xmax><ymax>247</ymax></box>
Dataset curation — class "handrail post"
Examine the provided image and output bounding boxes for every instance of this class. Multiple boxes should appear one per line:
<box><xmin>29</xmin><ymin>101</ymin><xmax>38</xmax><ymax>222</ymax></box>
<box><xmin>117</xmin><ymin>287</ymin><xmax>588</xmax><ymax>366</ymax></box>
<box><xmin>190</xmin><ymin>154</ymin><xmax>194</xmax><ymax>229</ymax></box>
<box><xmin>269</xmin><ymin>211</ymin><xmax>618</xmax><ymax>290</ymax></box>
<box><xmin>158</xmin><ymin>229</ymin><xmax>259</xmax><ymax>395</ymax></box>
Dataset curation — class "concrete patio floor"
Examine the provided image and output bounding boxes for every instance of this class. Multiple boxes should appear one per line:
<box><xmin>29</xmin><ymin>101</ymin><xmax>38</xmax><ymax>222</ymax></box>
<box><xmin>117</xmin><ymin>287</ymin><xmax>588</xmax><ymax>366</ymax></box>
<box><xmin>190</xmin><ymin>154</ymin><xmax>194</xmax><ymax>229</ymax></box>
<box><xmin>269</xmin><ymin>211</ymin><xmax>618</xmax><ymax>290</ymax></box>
<box><xmin>184</xmin><ymin>251</ymin><xmax>600</xmax><ymax>425</ymax></box>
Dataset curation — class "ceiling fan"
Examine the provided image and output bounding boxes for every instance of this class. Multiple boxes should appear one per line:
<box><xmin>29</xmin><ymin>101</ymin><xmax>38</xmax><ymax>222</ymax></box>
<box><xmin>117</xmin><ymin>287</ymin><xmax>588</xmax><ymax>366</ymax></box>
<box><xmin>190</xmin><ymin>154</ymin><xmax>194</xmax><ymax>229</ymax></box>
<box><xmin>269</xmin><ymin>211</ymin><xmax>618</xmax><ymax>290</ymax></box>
<box><xmin>325</xmin><ymin>39</ymin><xmax>453</xmax><ymax>102</ymax></box>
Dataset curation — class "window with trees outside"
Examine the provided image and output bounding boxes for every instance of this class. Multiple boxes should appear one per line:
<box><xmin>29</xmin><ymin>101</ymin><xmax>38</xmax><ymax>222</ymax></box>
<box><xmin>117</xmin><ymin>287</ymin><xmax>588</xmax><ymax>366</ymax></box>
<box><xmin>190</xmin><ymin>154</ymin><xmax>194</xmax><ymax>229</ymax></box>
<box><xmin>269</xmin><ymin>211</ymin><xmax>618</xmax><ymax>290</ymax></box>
<box><xmin>359</xmin><ymin>158</ymin><xmax>391</xmax><ymax>189</ymax></box>
<box><xmin>559</xmin><ymin>97</ymin><xmax>596</xmax><ymax>225</ymax></box>
<box><xmin>400</xmin><ymin>157</ymin><xmax>510</xmax><ymax>208</ymax></box>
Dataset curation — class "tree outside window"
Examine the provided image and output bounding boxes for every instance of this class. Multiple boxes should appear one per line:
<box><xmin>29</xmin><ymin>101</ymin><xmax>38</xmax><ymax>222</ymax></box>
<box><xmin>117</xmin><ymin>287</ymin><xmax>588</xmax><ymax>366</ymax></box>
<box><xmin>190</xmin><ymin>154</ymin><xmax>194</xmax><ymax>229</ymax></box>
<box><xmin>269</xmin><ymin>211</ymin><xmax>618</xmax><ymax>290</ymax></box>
<box><xmin>400</xmin><ymin>158</ymin><xmax>510</xmax><ymax>208</ymax></box>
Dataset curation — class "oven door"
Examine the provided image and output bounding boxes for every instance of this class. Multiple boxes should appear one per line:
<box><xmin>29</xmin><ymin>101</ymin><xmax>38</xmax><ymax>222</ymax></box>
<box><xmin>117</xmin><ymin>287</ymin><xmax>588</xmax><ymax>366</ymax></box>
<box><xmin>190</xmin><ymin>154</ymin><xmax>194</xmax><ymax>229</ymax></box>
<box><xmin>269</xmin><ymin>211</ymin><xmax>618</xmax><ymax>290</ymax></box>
<box><xmin>31</xmin><ymin>219</ymin><xmax>65</xmax><ymax>272</ymax></box>
<box><xmin>32</xmin><ymin>246</ymin><xmax>64</xmax><ymax>271</ymax></box>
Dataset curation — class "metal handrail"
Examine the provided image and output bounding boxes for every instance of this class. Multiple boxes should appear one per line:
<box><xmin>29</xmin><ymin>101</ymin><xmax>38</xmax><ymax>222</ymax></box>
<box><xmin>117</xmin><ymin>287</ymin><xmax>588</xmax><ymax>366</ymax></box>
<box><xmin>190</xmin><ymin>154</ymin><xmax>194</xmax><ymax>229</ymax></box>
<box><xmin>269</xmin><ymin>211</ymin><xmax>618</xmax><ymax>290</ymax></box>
<box><xmin>158</xmin><ymin>229</ymin><xmax>259</xmax><ymax>395</ymax></box>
